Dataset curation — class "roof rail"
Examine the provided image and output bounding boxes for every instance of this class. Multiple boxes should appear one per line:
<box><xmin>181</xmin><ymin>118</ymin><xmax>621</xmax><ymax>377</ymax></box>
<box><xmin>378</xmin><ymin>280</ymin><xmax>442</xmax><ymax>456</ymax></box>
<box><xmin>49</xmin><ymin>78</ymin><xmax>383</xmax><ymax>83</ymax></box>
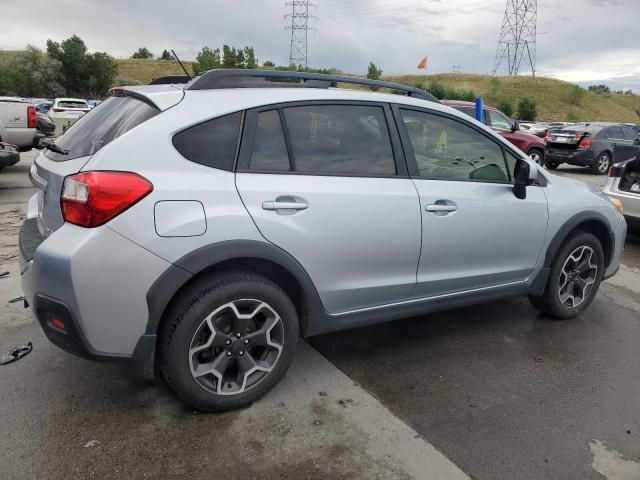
<box><xmin>149</xmin><ymin>75</ymin><xmax>191</xmax><ymax>85</ymax></box>
<box><xmin>187</xmin><ymin>69</ymin><xmax>440</xmax><ymax>103</ymax></box>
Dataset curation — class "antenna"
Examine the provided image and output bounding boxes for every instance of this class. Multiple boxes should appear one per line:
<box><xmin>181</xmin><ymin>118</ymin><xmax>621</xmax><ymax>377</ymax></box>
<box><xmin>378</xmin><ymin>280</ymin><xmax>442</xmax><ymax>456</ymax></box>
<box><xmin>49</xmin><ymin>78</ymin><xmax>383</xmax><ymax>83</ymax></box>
<box><xmin>171</xmin><ymin>49</ymin><xmax>192</xmax><ymax>80</ymax></box>
<box><xmin>285</xmin><ymin>1</ymin><xmax>316</xmax><ymax>68</ymax></box>
<box><xmin>492</xmin><ymin>0</ymin><xmax>538</xmax><ymax>76</ymax></box>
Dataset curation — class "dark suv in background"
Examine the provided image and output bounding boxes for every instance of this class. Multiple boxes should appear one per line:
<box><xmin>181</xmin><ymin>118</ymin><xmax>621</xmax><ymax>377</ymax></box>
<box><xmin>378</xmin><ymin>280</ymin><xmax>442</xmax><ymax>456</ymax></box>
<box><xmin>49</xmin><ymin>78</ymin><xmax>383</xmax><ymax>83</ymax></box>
<box><xmin>545</xmin><ymin>124</ymin><xmax>640</xmax><ymax>175</ymax></box>
<box><xmin>444</xmin><ymin>100</ymin><xmax>547</xmax><ymax>166</ymax></box>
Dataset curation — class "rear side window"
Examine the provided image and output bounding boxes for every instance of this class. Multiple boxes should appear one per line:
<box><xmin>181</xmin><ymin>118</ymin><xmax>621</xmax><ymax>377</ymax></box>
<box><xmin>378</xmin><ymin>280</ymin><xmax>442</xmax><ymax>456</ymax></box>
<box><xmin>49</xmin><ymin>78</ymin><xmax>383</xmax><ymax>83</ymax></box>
<box><xmin>173</xmin><ymin>112</ymin><xmax>242</xmax><ymax>171</ymax></box>
<box><xmin>49</xmin><ymin>95</ymin><xmax>159</xmax><ymax>161</ymax></box>
<box><xmin>58</xmin><ymin>101</ymin><xmax>89</xmax><ymax>109</ymax></box>
<box><xmin>249</xmin><ymin>110</ymin><xmax>290</xmax><ymax>171</ymax></box>
<box><xmin>622</xmin><ymin>127</ymin><xmax>640</xmax><ymax>141</ymax></box>
<box><xmin>282</xmin><ymin>105</ymin><xmax>396</xmax><ymax>176</ymax></box>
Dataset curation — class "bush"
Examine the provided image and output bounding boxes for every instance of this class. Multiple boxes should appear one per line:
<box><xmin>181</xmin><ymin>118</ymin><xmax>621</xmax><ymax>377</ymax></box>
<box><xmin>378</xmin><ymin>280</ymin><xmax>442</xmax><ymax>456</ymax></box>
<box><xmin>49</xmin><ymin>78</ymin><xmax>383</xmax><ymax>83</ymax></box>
<box><xmin>566</xmin><ymin>111</ymin><xmax>581</xmax><ymax>122</ymax></box>
<box><xmin>517</xmin><ymin>97</ymin><xmax>537</xmax><ymax>121</ymax></box>
<box><xmin>496</xmin><ymin>99</ymin><xmax>514</xmax><ymax>117</ymax></box>
<box><xmin>421</xmin><ymin>80</ymin><xmax>475</xmax><ymax>101</ymax></box>
<box><xmin>131</xmin><ymin>47</ymin><xmax>153</xmax><ymax>59</ymax></box>
<box><xmin>567</xmin><ymin>85</ymin><xmax>585</xmax><ymax>106</ymax></box>
<box><xmin>113</xmin><ymin>77</ymin><xmax>142</xmax><ymax>87</ymax></box>
<box><xmin>588</xmin><ymin>84</ymin><xmax>611</xmax><ymax>94</ymax></box>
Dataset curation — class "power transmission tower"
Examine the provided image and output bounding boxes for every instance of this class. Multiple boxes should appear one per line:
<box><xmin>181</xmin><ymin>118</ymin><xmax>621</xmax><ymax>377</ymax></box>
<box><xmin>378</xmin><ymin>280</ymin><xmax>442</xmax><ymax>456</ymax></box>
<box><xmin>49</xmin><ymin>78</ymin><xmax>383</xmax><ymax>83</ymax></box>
<box><xmin>492</xmin><ymin>0</ymin><xmax>537</xmax><ymax>76</ymax></box>
<box><xmin>286</xmin><ymin>1</ymin><xmax>316</xmax><ymax>68</ymax></box>
<box><xmin>452</xmin><ymin>65</ymin><xmax>462</xmax><ymax>73</ymax></box>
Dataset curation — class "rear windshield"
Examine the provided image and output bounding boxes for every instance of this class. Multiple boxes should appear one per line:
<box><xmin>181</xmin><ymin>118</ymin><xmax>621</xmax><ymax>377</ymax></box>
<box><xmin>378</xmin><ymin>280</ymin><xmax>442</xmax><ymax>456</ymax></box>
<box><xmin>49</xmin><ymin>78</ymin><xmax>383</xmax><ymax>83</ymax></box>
<box><xmin>46</xmin><ymin>95</ymin><xmax>159</xmax><ymax>161</ymax></box>
<box><xmin>58</xmin><ymin>101</ymin><xmax>89</xmax><ymax>109</ymax></box>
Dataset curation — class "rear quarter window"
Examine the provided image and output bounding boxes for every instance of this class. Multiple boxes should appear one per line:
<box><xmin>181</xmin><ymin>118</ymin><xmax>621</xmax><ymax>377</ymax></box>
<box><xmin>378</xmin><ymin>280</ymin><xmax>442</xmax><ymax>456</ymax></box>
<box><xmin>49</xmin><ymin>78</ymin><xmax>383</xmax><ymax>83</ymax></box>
<box><xmin>172</xmin><ymin>112</ymin><xmax>243</xmax><ymax>171</ymax></box>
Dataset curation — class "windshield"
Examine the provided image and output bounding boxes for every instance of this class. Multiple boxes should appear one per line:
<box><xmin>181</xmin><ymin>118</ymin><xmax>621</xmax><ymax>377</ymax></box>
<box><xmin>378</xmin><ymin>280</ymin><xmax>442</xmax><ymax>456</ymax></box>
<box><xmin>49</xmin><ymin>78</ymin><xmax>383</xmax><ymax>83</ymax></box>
<box><xmin>46</xmin><ymin>95</ymin><xmax>159</xmax><ymax>161</ymax></box>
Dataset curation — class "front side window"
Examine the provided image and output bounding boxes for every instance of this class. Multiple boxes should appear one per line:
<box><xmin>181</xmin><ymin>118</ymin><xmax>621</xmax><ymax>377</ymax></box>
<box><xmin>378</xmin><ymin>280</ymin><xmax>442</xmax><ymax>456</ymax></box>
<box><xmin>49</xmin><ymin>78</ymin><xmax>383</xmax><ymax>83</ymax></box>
<box><xmin>488</xmin><ymin>110</ymin><xmax>513</xmax><ymax>130</ymax></box>
<box><xmin>400</xmin><ymin>109</ymin><xmax>510</xmax><ymax>183</ymax></box>
<box><xmin>282</xmin><ymin>105</ymin><xmax>396</xmax><ymax>175</ymax></box>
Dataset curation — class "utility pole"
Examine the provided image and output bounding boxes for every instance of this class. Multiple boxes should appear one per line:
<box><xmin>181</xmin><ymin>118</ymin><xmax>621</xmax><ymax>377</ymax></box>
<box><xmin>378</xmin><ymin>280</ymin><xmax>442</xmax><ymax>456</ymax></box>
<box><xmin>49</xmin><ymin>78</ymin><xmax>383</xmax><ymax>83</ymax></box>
<box><xmin>492</xmin><ymin>0</ymin><xmax>537</xmax><ymax>76</ymax></box>
<box><xmin>286</xmin><ymin>0</ymin><xmax>316</xmax><ymax>69</ymax></box>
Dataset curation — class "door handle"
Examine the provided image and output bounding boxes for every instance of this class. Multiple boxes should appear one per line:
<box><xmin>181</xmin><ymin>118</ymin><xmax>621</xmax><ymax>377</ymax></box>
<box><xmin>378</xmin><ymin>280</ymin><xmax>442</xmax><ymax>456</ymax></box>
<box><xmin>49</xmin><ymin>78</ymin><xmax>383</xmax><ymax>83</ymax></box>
<box><xmin>262</xmin><ymin>200</ymin><xmax>308</xmax><ymax>211</ymax></box>
<box><xmin>426</xmin><ymin>204</ymin><xmax>457</xmax><ymax>213</ymax></box>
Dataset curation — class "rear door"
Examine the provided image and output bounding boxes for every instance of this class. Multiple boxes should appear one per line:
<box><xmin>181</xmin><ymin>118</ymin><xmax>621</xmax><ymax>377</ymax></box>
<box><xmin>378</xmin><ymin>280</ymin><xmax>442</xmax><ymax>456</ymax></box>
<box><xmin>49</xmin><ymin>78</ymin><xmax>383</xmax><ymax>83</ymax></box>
<box><xmin>606</xmin><ymin>126</ymin><xmax>630</xmax><ymax>163</ymax></box>
<box><xmin>622</xmin><ymin>127</ymin><xmax>640</xmax><ymax>160</ymax></box>
<box><xmin>394</xmin><ymin>106</ymin><xmax>548</xmax><ymax>298</ymax></box>
<box><xmin>235</xmin><ymin>101</ymin><xmax>421</xmax><ymax>314</ymax></box>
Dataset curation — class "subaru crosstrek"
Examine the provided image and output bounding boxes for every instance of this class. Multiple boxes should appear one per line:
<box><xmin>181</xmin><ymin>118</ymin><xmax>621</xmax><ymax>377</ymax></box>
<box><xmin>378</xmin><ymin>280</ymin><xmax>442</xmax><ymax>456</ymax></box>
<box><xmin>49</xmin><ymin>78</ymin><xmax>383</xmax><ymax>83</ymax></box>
<box><xmin>20</xmin><ymin>70</ymin><xmax>627</xmax><ymax>412</ymax></box>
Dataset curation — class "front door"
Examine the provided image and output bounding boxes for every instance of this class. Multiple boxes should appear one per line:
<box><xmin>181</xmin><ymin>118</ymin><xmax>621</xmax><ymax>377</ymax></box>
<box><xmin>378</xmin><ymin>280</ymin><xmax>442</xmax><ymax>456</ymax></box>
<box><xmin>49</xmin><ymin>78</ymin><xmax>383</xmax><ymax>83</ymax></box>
<box><xmin>235</xmin><ymin>102</ymin><xmax>421</xmax><ymax>314</ymax></box>
<box><xmin>395</xmin><ymin>107</ymin><xmax>549</xmax><ymax>299</ymax></box>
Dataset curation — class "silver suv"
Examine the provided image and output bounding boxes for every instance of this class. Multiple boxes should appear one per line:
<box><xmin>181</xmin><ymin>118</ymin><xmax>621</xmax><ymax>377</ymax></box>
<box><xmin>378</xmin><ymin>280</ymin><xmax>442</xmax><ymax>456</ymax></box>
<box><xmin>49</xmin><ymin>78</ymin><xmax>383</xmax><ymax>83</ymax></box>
<box><xmin>20</xmin><ymin>71</ymin><xmax>627</xmax><ymax>411</ymax></box>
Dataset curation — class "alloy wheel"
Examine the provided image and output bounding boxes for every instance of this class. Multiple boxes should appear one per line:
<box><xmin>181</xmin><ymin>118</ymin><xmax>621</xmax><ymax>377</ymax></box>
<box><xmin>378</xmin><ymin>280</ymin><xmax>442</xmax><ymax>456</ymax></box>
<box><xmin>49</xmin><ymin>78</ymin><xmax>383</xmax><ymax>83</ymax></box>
<box><xmin>597</xmin><ymin>154</ymin><xmax>610</xmax><ymax>174</ymax></box>
<box><xmin>557</xmin><ymin>246</ymin><xmax>598</xmax><ymax>308</ymax></box>
<box><xmin>529</xmin><ymin>151</ymin><xmax>543</xmax><ymax>166</ymax></box>
<box><xmin>188</xmin><ymin>299</ymin><xmax>284</xmax><ymax>396</ymax></box>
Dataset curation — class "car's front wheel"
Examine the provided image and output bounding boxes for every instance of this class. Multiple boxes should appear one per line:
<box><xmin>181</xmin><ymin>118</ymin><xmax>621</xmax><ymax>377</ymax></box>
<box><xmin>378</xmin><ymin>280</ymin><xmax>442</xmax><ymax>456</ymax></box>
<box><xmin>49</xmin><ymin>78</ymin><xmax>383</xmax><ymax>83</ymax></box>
<box><xmin>529</xmin><ymin>231</ymin><xmax>604</xmax><ymax>319</ymax></box>
<box><xmin>160</xmin><ymin>270</ymin><xmax>299</xmax><ymax>412</ymax></box>
<box><xmin>528</xmin><ymin>148</ymin><xmax>544</xmax><ymax>166</ymax></box>
<box><xmin>546</xmin><ymin>160</ymin><xmax>560</xmax><ymax>170</ymax></box>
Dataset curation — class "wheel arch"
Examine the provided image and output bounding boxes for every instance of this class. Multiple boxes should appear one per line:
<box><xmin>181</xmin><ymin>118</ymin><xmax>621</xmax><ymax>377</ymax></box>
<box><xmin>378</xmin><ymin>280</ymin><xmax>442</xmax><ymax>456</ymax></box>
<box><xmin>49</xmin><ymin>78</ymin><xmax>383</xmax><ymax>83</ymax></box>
<box><xmin>132</xmin><ymin>240</ymin><xmax>325</xmax><ymax>379</ymax></box>
<box><xmin>530</xmin><ymin>211</ymin><xmax>615</xmax><ymax>297</ymax></box>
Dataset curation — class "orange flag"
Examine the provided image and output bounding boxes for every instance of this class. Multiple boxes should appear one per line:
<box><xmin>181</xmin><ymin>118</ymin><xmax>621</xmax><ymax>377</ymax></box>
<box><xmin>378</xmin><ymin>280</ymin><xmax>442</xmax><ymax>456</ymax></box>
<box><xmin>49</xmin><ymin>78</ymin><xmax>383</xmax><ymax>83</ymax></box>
<box><xmin>418</xmin><ymin>56</ymin><xmax>428</xmax><ymax>69</ymax></box>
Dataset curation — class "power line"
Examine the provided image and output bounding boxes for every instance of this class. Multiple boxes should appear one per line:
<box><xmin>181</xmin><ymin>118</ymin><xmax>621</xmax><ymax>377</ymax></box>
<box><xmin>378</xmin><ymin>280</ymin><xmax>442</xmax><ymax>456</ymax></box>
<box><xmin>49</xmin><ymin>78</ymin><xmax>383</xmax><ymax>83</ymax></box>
<box><xmin>492</xmin><ymin>0</ymin><xmax>538</xmax><ymax>76</ymax></box>
<box><xmin>286</xmin><ymin>1</ymin><xmax>317</xmax><ymax>68</ymax></box>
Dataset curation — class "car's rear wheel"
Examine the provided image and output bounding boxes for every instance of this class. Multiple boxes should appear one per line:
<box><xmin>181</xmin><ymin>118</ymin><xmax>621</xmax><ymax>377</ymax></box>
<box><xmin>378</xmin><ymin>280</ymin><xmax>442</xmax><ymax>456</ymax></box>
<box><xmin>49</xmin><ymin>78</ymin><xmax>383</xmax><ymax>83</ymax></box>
<box><xmin>546</xmin><ymin>161</ymin><xmax>560</xmax><ymax>170</ymax></box>
<box><xmin>160</xmin><ymin>270</ymin><xmax>299</xmax><ymax>412</ymax></box>
<box><xmin>529</xmin><ymin>231</ymin><xmax>604</xmax><ymax>319</ymax></box>
<box><xmin>591</xmin><ymin>152</ymin><xmax>611</xmax><ymax>175</ymax></box>
<box><xmin>528</xmin><ymin>148</ymin><xmax>544</xmax><ymax>166</ymax></box>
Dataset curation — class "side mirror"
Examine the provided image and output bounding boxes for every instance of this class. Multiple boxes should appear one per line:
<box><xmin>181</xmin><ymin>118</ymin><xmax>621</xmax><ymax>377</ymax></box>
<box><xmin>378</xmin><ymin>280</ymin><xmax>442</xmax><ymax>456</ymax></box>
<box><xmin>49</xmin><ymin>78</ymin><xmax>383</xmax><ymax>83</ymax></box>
<box><xmin>513</xmin><ymin>159</ymin><xmax>535</xmax><ymax>199</ymax></box>
<box><xmin>633</xmin><ymin>138</ymin><xmax>640</xmax><ymax>147</ymax></box>
<box><xmin>511</xmin><ymin>120</ymin><xmax>520</xmax><ymax>132</ymax></box>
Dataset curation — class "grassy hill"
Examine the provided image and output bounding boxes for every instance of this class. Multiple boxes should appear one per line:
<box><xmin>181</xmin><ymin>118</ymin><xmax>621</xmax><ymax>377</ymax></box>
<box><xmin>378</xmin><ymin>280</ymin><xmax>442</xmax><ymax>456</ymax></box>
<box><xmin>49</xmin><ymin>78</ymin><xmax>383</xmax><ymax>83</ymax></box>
<box><xmin>115</xmin><ymin>61</ymin><xmax>640</xmax><ymax>122</ymax></box>
<box><xmin>2</xmin><ymin>51</ymin><xmax>638</xmax><ymax>123</ymax></box>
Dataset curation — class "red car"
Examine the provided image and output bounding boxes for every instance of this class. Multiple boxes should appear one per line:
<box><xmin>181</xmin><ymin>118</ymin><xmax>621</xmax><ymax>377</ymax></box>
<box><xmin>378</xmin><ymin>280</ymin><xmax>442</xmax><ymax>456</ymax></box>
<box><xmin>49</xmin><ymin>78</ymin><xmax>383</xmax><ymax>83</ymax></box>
<box><xmin>443</xmin><ymin>100</ymin><xmax>547</xmax><ymax>166</ymax></box>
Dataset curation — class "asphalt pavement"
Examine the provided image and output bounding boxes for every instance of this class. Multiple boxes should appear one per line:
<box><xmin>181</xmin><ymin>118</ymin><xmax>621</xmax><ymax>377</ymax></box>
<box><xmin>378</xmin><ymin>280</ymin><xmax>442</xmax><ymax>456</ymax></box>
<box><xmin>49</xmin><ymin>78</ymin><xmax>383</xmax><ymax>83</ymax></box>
<box><xmin>1</xmin><ymin>154</ymin><xmax>639</xmax><ymax>480</ymax></box>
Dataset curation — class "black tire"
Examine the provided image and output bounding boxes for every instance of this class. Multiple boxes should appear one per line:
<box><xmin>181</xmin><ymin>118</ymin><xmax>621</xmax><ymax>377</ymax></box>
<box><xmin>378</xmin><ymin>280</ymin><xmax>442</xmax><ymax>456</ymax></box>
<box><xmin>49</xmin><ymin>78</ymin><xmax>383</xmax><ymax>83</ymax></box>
<box><xmin>546</xmin><ymin>161</ymin><xmax>560</xmax><ymax>170</ymax></box>
<box><xmin>529</xmin><ymin>231</ymin><xmax>604</xmax><ymax>319</ymax></box>
<box><xmin>528</xmin><ymin>148</ymin><xmax>545</xmax><ymax>166</ymax></box>
<box><xmin>591</xmin><ymin>152</ymin><xmax>611</xmax><ymax>175</ymax></box>
<box><xmin>160</xmin><ymin>270</ymin><xmax>299</xmax><ymax>412</ymax></box>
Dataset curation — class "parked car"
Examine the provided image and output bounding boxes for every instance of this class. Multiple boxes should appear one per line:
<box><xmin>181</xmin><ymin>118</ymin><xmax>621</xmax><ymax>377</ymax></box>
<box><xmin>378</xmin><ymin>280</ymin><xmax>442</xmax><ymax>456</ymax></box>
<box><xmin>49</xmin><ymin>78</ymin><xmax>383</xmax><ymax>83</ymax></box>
<box><xmin>632</xmin><ymin>125</ymin><xmax>640</xmax><ymax>134</ymax></box>
<box><xmin>443</xmin><ymin>100</ymin><xmax>547</xmax><ymax>166</ymax></box>
<box><xmin>546</xmin><ymin>124</ymin><xmax>640</xmax><ymax>175</ymax></box>
<box><xmin>49</xmin><ymin>98</ymin><xmax>91</xmax><ymax>135</ymax></box>
<box><xmin>0</xmin><ymin>142</ymin><xmax>20</xmax><ymax>170</ymax></box>
<box><xmin>519</xmin><ymin>122</ymin><xmax>549</xmax><ymax>138</ymax></box>
<box><xmin>35</xmin><ymin>102</ymin><xmax>52</xmax><ymax>114</ymax></box>
<box><xmin>36</xmin><ymin>113</ymin><xmax>56</xmax><ymax>137</ymax></box>
<box><xmin>0</xmin><ymin>96</ymin><xmax>39</xmax><ymax>151</ymax></box>
<box><xmin>603</xmin><ymin>156</ymin><xmax>640</xmax><ymax>229</ymax></box>
<box><xmin>20</xmin><ymin>71</ymin><xmax>626</xmax><ymax>412</ymax></box>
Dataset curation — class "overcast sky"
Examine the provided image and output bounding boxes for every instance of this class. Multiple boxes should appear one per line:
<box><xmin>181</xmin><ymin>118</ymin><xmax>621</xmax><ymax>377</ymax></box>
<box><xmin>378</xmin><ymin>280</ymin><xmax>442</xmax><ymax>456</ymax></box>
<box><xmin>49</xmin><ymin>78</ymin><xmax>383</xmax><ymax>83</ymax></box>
<box><xmin>3</xmin><ymin>0</ymin><xmax>639</xmax><ymax>91</ymax></box>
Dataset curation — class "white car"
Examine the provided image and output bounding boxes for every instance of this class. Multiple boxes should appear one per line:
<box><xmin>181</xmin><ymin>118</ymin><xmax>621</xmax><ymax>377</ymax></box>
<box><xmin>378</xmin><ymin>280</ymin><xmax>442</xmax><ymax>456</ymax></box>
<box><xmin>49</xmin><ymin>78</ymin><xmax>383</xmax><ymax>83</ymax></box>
<box><xmin>49</xmin><ymin>98</ymin><xmax>91</xmax><ymax>135</ymax></box>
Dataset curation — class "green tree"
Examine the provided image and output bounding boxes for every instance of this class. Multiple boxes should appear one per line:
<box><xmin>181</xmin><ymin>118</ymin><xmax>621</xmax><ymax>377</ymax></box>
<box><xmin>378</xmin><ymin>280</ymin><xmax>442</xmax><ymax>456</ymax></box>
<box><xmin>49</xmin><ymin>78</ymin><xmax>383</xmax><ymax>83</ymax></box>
<box><xmin>517</xmin><ymin>97</ymin><xmax>537</xmax><ymax>121</ymax></box>
<box><xmin>367</xmin><ymin>62</ymin><xmax>382</xmax><ymax>81</ymax></box>
<box><xmin>160</xmin><ymin>49</ymin><xmax>173</xmax><ymax>61</ymax></box>
<box><xmin>496</xmin><ymin>99</ymin><xmax>514</xmax><ymax>117</ymax></box>
<box><xmin>131</xmin><ymin>47</ymin><xmax>154</xmax><ymax>59</ymax></box>
<box><xmin>244</xmin><ymin>47</ymin><xmax>257</xmax><ymax>69</ymax></box>
<box><xmin>235</xmin><ymin>49</ymin><xmax>246</xmax><ymax>69</ymax></box>
<box><xmin>47</xmin><ymin>35</ymin><xmax>89</xmax><ymax>96</ymax></box>
<box><xmin>263</xmin><ymin>60</ymin><xmax>275</xmax><ymax>68</ymax></box>
<box><xmin>86</xmin><ymin>52</ymin><xmax>118</xmax><ymax>97</ymax></box>
<box><xmin>0</xmin><ymin>45</ymin><xmax>65</xmax><ymax>97</ymax></box>
<box><xmin>222</xmin><ymin>45</ymin><xmax>237</xmax><ymax>68</ymax></box>
<box><xmin>567</xmin><ymin>85</ymin><xmax>585</xmax><ymax>106</ymax></box>
<box><xmin>588</xmin><ymin>84</ymin><xmax>611</xmax><ymax>94</ymax></box>
<box><xmin>193</xmin><ymin>47</ymin><xmax>221</xmax><ymax>75</ymax></box>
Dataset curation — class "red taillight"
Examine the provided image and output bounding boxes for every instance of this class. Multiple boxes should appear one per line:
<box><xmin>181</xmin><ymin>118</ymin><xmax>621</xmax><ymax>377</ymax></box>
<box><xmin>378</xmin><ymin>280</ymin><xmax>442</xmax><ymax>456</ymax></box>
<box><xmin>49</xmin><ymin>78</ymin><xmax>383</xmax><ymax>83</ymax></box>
<box><xmin>609</xmin><ymin>164</ymin><xmax>622</xmax><ymax>177</ymax></box>
<box><xmin>578</xmin><ymin>139</ymin><xmax>593</xmax><ymax>150</ymax></box>
<box><xmin>28</xmin><ymin>106</ymin><xmax>37</xmax><ymax>129</ymax></box>
<box><xmin>61</xmin><ymin>171</ymin><xmax>153</xmax><ymax>228</ymax></box>
<box><xmin>574</xmin><ymin>133</ymin><xmax>583</xmax><ymax>142</ymax></box>
<box><xmin>49</xmin><ymin>317</ymin><xmax>66</xmax><ymax>332</ymax></box>
<box><xmin>52</xmin><ymin>107</ymin><xmax>63</xmax><ymax>112</ymax></box>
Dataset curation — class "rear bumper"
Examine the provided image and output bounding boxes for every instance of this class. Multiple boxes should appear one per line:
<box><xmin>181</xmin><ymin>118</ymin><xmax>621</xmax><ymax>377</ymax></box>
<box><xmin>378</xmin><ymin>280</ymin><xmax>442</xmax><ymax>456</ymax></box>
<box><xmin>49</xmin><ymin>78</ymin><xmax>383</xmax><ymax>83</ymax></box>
<box><xmin>19</xmin><ymin>212</ymin><xmax>173</xmax><ymax>369</ymax></box>
<box><xmin>546</xmin><ymin>148</ymin><xmax>595</xmax><ymax>166</ymax></box>
<box><xmin>604</xmin><ymin>216</ymin><xmax>627</xmax><ymax>280</ymax></box>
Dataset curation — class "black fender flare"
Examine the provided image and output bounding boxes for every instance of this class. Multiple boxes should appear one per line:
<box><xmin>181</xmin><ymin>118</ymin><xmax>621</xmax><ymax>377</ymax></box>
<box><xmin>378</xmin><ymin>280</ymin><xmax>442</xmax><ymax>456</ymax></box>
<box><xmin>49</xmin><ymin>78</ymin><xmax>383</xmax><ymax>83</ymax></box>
<box><xmin>529</xmin><ymin>210</ymin><xmax>614</xmax><ymax>296</ymax></box>
<box><xmin>133</xmin><ymin>240</ymin><xmax>325</xmax><ymax>378</ymax></box>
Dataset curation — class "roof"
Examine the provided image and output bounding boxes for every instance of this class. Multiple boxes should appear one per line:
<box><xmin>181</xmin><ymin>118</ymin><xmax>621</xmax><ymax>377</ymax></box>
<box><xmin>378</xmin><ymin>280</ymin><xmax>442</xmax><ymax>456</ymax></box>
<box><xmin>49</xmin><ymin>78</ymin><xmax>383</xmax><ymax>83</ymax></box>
<box><xmin>54</xmin><ymin>98</ymin><xmax>89</xmax><ymax>103</ymax></box>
